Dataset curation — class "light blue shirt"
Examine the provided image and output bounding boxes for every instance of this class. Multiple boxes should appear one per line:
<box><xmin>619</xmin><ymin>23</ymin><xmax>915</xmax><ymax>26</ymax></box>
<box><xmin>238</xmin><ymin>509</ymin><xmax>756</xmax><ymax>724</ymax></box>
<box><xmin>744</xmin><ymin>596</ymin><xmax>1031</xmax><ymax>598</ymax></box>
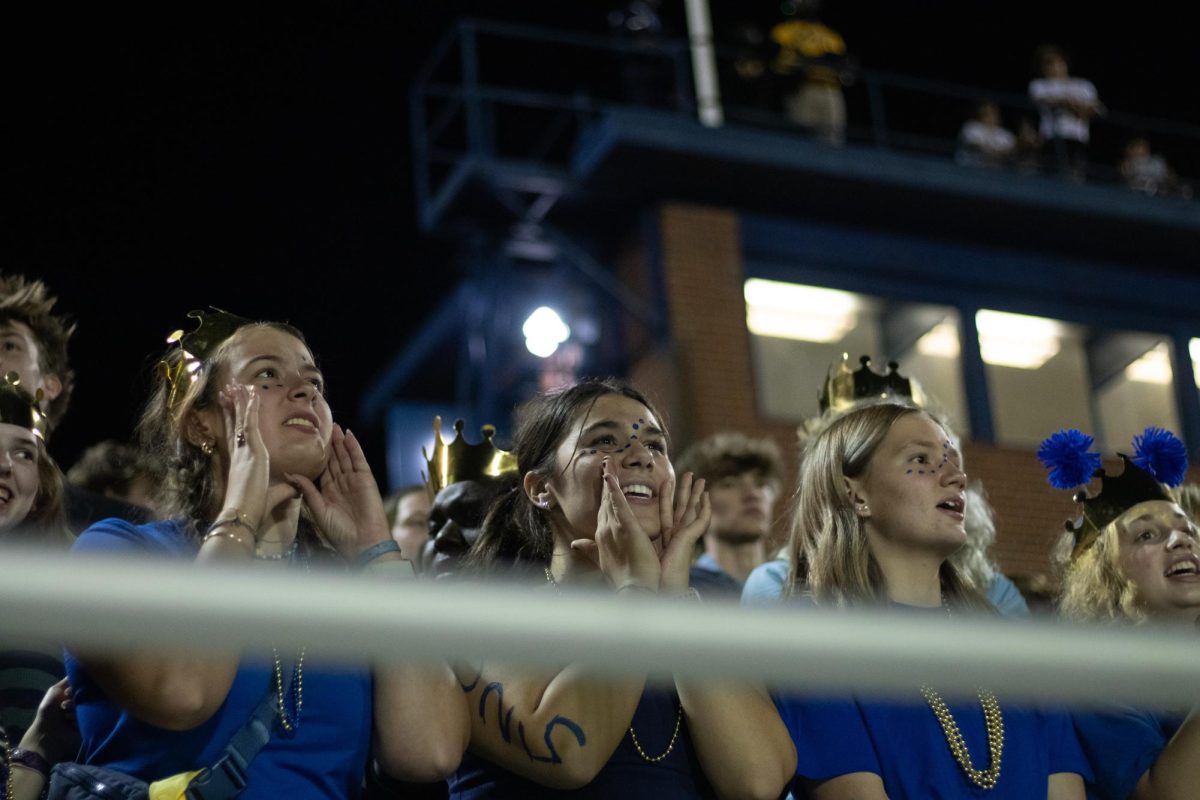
<box><xmin>741</xmin><ymin>557</ymin><xmax>790</xmax><ymax>607</ymax></box>
<box><xmin>740</xmin><ymin>557</ymin><xmax>1031</xmax><ymax>617</ymax></box>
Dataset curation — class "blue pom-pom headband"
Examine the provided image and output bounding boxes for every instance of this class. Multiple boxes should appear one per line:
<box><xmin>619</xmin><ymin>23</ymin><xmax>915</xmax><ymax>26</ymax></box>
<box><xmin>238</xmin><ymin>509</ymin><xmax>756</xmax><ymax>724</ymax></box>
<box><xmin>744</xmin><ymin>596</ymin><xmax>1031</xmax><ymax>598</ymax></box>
<box><xmin>1038</xmin><ymin>426</ymin><xmax>1189</xmax><ymax>557</ymax></box>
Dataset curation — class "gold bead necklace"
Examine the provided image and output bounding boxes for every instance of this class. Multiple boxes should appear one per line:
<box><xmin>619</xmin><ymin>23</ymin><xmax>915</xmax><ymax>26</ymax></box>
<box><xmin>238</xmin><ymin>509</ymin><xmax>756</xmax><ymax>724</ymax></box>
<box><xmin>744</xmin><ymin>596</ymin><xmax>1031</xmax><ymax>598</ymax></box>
<box><xmin>626</xmin><ymin>702</ymin><xmax>683</xmax><ymax>764</ymax></box>
<box><xmin>272</xmin><ymin>646</ymin><xmax>306</xmax><ymax>734</ymax></box>
<box><xmin>542</xmin><ymin>567</ymin><xmax>684</xmax><ymax>765</ymax></box>
<box><xmin>922</xmin><ymin>596</ymin><xmax>1004</xmax><ymax>790</ymax></box>
<box><xmin>920</xmin><ymin>686</ymin><xmax>1004</xmax><ymax>790</ymax></box>
<box><xmin>3</xmin><ymin>729</ymin><xmax>13</xmax><ymax>800</ymax></box>
<box><xmin>272</xmin><ymin>547</ymin><xmax>308</xmax><ymax>734</ymax></box>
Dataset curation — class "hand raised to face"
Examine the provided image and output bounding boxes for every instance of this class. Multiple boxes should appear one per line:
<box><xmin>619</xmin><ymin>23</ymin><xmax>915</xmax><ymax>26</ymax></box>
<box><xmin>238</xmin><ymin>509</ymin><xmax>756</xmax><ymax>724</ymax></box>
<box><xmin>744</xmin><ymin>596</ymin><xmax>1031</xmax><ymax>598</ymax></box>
<box><xmin>570</xmin><ymin>456</ymin><xmax>663</xmax><ymax>591</ymax></box>
<box><xmin>657</xmin><ymin>471</ymin><xmax>711</xmax><ymax>594</ymax></box>
<box><xmin>216</xmin><ymin>384</ymin><xmax>300</xmax><ymax>533</ymax></box>
<box><xmin>287</xmin><ymin>425</ymin><xmax>391</xmax><ymax>561</ymax></box>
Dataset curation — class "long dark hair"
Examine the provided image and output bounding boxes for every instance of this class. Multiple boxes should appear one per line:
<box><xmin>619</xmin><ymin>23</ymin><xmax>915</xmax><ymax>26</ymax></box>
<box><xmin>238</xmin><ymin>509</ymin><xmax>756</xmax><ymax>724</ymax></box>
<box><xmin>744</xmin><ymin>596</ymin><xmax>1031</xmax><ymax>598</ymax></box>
<box><xmin>465</xmin><ymin>378</ymin><xmax>665</xmax><ymax>574</ymax></box>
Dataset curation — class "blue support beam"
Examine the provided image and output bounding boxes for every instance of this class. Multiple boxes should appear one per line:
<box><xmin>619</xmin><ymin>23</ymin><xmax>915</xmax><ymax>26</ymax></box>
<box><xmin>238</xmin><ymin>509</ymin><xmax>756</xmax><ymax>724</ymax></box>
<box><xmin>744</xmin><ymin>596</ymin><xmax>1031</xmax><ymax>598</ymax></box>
<box><xmin>956</xmin><ymin>305</ymin><xmax>994</xmax><ymax>443</ymax></box>
<box><xmin>1169</xmin><ymin>333</ymin><xmax>1200</xmax><ymax>463</ymax></box>
<box><xmin>359</xmin><ymin>284</ymin><xmax>469</xmax><ymax>423</ymax></box>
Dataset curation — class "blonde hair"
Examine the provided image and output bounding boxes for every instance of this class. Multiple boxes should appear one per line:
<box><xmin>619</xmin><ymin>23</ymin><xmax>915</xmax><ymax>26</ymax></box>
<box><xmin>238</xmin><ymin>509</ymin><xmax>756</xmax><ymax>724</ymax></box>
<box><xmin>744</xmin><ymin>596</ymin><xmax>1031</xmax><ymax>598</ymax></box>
<box><xmin>951</xmin><ymin>481</ymin><xmax>998</xmax><ymax>591</ymax></box>
<box><xmin>786</xmin><ymin>400</ymin><xmax>988</xmax><ymax>609</ymax></box>
<box><xmin>1170</xmin><ymin>484</ymin><xmax>1200</xmax><ymax>523</ymax></box>
<box><xmin>1058</xmin><ymin>522</ymin><xmax>1144</xmax><ymax>622</ymax></box>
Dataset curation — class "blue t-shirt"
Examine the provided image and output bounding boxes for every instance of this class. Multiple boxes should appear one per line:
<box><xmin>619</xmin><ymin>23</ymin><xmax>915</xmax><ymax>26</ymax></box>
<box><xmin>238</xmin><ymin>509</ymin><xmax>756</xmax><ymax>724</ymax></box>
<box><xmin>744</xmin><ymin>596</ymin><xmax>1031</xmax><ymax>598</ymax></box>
<box><xmin>448</xmin><ymin>689</ymin><xmax>715</xmax><ymax>799</ymax></box>
<box><xmin>1072</xmin><ymin>707</ymin><xmax>1184</xmax><ymax>800</ymax></box>
<box><xmin>741</xmin><ymin>558</ymin><xmax>790</xmax><ymax>608</ymax></box>
<box><xmin>687</xmin><ymin>554</ymin><xmax>742</xmax><ymax>602</ymax></box>
<box><xmin>775</xmin><ymin>689</ymin><xmax>1089</xmax><ymax>798</ymax></box>
<box><xmin>740</xmin><ymin>558</ymin><xmax>1031</xmax><ymax>617</ymax></box>
<box><xmin>987</xmin><ymin>573</ymin><xmax>1030</xmax><ymax>618</ymax></box>
<box><xmin>65</xmin><ymin>518</ymin><xmax>373</xmax><ymax>800</ymax></box>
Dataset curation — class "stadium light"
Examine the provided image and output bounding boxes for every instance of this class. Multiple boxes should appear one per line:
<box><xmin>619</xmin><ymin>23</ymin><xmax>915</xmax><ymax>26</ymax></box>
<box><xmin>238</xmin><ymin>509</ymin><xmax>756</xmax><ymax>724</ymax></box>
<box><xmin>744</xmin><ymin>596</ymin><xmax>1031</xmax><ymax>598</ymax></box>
<box><xmin>523</xmin><ymin>306</ymin><xmax>571</xmax><ymax>358</ymax></box>
<box><xmin>915</xmin><ymin>318</ymin><xmax>961</xmax><ymax>358</ymax></box>
<box><xmin>975</xmin><ymin>310</ymin><xmax>1064</xmax><ymax>370</ymax></box>
<box><xmin>1125</xmin><ymin>342</ymin><xmax>1173</xmax><ymax>385</ymax></box>
<box><xmin>744</xmin><ymin>279</ymin><xmax>861</xmax><ymax>343</ymax></box>
<box><xmin>1191</xmin><ymin>338</ymin><xmax>1200</xmax><ymax>387</ymax></box>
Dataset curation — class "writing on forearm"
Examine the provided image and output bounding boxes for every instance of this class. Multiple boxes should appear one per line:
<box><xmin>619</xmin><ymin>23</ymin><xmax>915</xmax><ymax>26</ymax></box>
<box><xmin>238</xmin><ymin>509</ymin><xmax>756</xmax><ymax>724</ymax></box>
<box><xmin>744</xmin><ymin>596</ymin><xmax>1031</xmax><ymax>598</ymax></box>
<box><xmin>476</xmin><ymin>679</ymin><xmax>587</xmax><ymax>765</ymax></box>
<box><xmin>480</xmin><ymin>683</ymin><xmax>516</xmax><ymax>743</ymax></box>
<box><xmin>519</xmin><ymin>716</ymin><xmax>587</xmax><ymax>765</ymax></box>
<box><xmin>458</xmin><ymin>663</ymin><xmax>482</xmax><ymax>693</ymax></box>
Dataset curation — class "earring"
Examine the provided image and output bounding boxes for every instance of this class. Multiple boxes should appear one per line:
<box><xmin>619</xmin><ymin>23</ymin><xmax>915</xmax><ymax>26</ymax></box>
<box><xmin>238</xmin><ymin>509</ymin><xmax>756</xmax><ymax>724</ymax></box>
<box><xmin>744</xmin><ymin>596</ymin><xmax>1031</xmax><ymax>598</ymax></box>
<box><xmin>200</xmin><ymin>440</ymin><xmax>215</xmax><ymax>456</ymax></box>
<box><xmin>540</xmin><ymin>499</ymin><xmax>552</xmax><ymax>509</ymax></box>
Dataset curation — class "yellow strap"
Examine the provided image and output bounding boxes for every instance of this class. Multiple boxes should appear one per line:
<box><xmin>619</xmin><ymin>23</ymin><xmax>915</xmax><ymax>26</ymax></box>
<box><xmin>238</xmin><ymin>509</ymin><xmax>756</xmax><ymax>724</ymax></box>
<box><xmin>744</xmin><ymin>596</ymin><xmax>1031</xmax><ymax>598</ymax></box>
<box><xmin>148</xmin><ymin>770</ymin><xmax>205</xmax><ymax>800</ymax></box>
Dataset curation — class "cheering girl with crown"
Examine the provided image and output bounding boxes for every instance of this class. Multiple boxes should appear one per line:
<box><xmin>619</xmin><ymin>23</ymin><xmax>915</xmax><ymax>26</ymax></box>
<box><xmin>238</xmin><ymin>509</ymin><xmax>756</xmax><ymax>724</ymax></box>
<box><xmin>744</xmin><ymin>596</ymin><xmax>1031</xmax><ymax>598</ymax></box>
<box><xmin>1042</xmin><ymin>426</ymin><xmax>1200</xmax><ymax>800</ymax></box>
<box><xmin>60</xmin><ymin>311</ymin><xmax>469</xmax><ymax>799</ymax></box>
<box><xmin>773</xmin><ymin>399</ymin><xmax>1090</xmax><ymax>798</ymax></box>
<box><xmin>451</xmin><ymin>378</ymin><xmax>796</xmax><ymax>799</ymax></box>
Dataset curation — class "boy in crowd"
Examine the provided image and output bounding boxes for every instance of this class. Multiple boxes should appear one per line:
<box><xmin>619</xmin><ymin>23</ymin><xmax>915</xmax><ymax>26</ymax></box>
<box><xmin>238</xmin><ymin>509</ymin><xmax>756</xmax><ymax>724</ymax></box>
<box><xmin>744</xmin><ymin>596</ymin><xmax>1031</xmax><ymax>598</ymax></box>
<box><xmin>0</xmin><ymin>272</ymin><xmax>148</xmax><ymax>530</ymax></box>
<box><xmin>676</xmin><ymin>432</ymin><xmax>784</xmax><ymax>599</ymax></box>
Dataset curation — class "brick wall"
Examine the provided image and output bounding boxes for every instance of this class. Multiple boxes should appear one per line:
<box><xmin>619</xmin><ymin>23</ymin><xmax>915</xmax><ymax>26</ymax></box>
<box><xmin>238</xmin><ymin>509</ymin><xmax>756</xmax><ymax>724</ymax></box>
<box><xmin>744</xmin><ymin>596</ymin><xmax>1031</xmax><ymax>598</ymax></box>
<box><xmin>632</xmin><ymin>201</ymin><xmax>1120</xmax><ymax>582</ymax></box>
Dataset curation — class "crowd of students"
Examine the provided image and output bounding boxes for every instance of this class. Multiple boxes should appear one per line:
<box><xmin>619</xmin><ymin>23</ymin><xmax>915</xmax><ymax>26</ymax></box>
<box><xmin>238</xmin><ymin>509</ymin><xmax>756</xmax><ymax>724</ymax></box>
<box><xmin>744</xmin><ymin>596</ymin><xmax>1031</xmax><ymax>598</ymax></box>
<box><xmin>1</xmin><ymin>271</ymin><xmax>1198</xmax><ymax>799</ymax></box>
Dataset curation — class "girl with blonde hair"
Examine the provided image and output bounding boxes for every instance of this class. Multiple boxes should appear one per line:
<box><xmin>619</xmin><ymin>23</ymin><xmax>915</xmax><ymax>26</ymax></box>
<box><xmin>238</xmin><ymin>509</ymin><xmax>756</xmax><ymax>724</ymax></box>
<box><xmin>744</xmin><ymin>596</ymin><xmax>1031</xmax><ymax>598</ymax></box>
<box><xmin>774</xmin><ymin>400</ymin><xmax>1088</xmax><ymax>799</ymax></box>
<box><xmin>1043</xmin><ymin>426</ymin><xmax>1200</xmax><ymax>800</ymax></box>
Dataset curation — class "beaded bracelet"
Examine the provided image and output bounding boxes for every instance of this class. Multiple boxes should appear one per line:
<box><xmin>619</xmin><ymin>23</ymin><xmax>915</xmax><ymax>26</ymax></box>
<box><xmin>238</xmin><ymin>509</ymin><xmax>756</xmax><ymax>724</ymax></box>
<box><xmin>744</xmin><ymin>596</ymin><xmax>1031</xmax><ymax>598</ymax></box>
<box><xmin>670</xmin><ymin>588</ymin><xmax>703</xmax><ymax>604</ymax></box>
<box><xmin>254</xmin><ymin>540</ymin><xmax>300</xmax><ymax>562</ymax></box>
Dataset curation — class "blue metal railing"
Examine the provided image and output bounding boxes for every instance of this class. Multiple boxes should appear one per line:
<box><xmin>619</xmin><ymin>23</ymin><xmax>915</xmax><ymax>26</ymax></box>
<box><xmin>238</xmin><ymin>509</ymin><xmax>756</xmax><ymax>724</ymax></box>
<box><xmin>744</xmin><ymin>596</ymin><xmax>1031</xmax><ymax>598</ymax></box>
<box><xmin>411</xmin><ymin>19</ymin><xmax>1200</xmax><ymax>228</ymax></box>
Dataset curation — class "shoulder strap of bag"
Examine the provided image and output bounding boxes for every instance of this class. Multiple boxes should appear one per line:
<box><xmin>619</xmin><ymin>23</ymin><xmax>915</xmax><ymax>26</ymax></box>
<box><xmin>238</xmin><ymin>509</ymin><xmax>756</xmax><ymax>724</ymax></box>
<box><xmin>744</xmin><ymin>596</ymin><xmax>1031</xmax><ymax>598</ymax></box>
<box><xmin>183</xmin><ymin>668</ymin><xmax>290</xmax><ymax>800</ymax></box>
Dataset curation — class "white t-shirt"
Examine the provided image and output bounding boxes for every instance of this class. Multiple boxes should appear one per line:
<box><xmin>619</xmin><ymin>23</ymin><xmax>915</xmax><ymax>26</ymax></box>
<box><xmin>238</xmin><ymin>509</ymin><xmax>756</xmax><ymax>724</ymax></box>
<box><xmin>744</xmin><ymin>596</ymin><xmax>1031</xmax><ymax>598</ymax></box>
<box><xmin>959</xmin><ymin>121</ymin><xmax>1016</xmax><ymax>156</ymax></box>
<box><xmin>1029</xmin><ymin>77</ymin><xmax>1099</xmax><ymax>142</ymax></box>
<box><xmin>1124</xmin><ymin>154</ymin><xmax>1169</xmax><ymax>193</ymax></box>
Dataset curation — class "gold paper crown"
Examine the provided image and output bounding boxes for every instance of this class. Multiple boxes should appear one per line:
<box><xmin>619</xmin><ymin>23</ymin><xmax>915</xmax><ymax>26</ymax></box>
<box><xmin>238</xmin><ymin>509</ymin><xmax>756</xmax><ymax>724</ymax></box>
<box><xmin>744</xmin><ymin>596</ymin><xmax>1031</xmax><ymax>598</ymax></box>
<box><xmin>159</xmin><ymin>307</ymin><xmax>251</xmax><ymax>412</ymax></box>
<box><xmin>819</xmin><ymin>354</ymin><xmax>923</xmax><ymax>414</ymax></box>
<box><xmin>1066</xmin><ymin>455</ymin><xmax>1174</xmax><ymax>559</ymax></box>
<box><xmin>422</xmin><ymin>416</ymin><xmax>519</xmax><ymax>496</ymax></box>
<box><xmin>0</xmin><ymin>372</ymin><xmax>48</xmax><ymax>440</ymax></box>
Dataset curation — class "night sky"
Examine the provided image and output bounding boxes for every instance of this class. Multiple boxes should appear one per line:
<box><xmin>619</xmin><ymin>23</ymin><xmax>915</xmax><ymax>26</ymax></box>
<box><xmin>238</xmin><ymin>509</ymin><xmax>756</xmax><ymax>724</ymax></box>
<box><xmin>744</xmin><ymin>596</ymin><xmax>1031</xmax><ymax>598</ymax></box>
<box><xmin>5</xmin><ymin>1</ymin><xmax>1197</xmax><ymax>472</ymax></box>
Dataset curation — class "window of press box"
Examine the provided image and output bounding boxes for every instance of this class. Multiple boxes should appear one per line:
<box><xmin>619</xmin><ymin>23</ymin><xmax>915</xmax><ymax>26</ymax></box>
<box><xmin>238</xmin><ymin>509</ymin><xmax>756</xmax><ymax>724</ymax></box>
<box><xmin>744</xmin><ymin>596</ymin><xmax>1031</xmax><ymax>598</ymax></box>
<box><xmin>976</xmin><ymin>310</ymin><xmax>1093</xmax><ymax>448</ymax></box>
<box><xmin>744</xmin><ymin>279</ymin><xmax>969</xmax><ymax>433</ymax></box>
<box><xmin>1093</xmin><ymin>337</ymin><xmax>1181</xmax><ymax>452</ymax></box>
<box><xmin>1193</xmin><ymin>338</ymin><xmax>1200</xmax><ymax>387</ymax></box>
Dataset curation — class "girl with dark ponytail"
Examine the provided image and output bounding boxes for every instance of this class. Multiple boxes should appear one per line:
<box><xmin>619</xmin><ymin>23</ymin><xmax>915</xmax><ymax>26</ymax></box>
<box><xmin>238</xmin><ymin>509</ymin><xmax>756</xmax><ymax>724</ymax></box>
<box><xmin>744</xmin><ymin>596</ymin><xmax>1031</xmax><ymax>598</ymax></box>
<box><xmin>451</xmin><ymin>378</ymin><xmax>795</xmax><ymax>799</ymax></box>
